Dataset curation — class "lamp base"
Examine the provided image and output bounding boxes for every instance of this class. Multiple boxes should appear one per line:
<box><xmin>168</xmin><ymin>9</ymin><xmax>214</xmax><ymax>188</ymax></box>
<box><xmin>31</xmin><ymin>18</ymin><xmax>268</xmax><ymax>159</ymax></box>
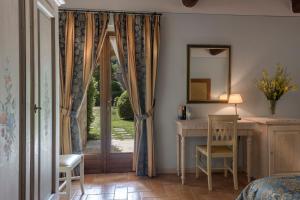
<box><xmin>235</xmin><ymin>104</ymin><xmax>242</xmax><ymax>120</ymax></box>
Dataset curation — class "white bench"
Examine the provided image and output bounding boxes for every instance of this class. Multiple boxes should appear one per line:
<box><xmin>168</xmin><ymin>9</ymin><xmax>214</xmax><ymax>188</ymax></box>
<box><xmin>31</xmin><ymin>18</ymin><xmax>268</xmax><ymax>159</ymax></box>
<box><xmin>59</xmin><ymin>154</ymin><xmax>85</xmax><ymax>199</ymax></box>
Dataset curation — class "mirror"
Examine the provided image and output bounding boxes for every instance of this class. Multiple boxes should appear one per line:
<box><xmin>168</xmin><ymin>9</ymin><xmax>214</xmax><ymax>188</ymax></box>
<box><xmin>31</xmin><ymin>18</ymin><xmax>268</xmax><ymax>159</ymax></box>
<box><xmin>187</xmin><ymin>45</ymin><xmax>231</xmax><ymax>103</ymax></box>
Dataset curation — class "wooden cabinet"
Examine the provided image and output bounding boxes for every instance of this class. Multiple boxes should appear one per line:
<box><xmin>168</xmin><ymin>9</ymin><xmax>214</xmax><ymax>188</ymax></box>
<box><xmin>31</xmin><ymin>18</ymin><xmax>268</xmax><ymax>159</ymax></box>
<box><xmin>248</xmin><ymin>118</ymin><xmax>300</xmax><ymax>178</ymax></box>
<box><xmin>269</xmin><ymin>126</ymin><xmax>300</xmax><ymax>175</ymax></box>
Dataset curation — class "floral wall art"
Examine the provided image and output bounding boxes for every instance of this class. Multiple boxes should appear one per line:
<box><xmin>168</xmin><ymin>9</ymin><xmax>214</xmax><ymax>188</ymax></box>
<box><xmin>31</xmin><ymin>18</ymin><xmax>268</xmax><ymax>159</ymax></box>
<box><xmin>1</xmin><ymin>0</ymin><xmax>21</xmax><ymax>199</ymax></box>
<box><xmin>0</xmin><ymin>59</ymin><xmax>19</xmax><ymax>200</ymax></box>
<box><xmin>0</xmin><ymin>64</ymin><xmax>17</xmax><ymax>164</ymax></box>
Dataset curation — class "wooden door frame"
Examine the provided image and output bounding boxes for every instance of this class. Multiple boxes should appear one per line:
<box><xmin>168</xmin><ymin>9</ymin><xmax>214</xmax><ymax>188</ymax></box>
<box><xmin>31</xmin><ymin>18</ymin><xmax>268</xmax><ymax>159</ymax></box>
<box><xmin>102</xmin><ymin>35</ymin><xmax>110</xmax><ymax>173</ymax></box>
<box><xmin>105</xmin><ymin>35</ymin><xmax>133</xmax><ymax>173</ymax></box>
<box><xmin>84</xmin><ymin>34</ymin><xmax>112</xmax><ymax>174</ymax></box>
<box><xmin>83</xmin><ymin>35</ymin><xmax>111</xmax><ymax>174</ymax></box>
<box><xmin>19</xmin><ymin>0</ymin><xmax>27</xmax><ymax>199</ymax></box>
<box><xmin>85</xmin><ymin>34</ymin><xmax>133</xmax><ymax>174</ymax></box>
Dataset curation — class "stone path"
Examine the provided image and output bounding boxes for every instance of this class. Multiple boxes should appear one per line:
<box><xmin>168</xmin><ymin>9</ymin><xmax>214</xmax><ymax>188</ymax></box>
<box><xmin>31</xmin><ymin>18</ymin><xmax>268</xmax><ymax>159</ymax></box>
<box><xmin>84</xmin><ymin>139</ymin><xmax>134</xmax><ymax>154</ymax></box>
<box><xmin>112</xmin><ymin>127</ymin><xmax>133</xmax><ymax>139</ymax></box>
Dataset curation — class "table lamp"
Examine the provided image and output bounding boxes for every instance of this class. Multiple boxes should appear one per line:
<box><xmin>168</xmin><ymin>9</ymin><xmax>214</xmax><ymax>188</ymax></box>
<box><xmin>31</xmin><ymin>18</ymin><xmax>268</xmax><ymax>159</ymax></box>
<box><xmin>228</xmin><ymin>94</ymin><xmax>243</xmax><ymax>119</ymax></box>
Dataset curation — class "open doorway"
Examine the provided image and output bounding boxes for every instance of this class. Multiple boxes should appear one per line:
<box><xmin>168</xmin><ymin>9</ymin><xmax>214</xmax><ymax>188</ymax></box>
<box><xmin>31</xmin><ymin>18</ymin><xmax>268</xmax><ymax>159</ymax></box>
<box><xmin>83</xmin><ymin>33</ymin><xmax>134</xmax><ymax>173</ymax></box>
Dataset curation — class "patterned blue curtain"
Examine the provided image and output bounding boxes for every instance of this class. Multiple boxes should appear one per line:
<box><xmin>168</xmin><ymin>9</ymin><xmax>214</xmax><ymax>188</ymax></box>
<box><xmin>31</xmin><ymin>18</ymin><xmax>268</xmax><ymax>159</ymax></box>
<box><xmin>114</xmin><ymin>14</ymin><xmax>160</xmax><ymax>176</ymax></box>
<box><xmin>59</xmin><ymin>11</ymin><xmax>108</xmax><ymax>154</ymax></box>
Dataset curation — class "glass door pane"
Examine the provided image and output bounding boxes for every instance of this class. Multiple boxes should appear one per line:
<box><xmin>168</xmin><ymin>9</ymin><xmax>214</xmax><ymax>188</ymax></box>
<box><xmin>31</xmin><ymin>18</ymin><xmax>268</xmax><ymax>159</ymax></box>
<box><xmin>83</xmin><ymin>65</ymin><xmax>104</xmax><ymax>174</ymax></box>
<box><xmin>109</xmin><ymin>36</ymin><xmax>134</xmax><ymax>153</ymax></box>
<box><xmin>84</xmin><ymin>69</ymin><xmax>101</xmax><ymax>154</ymax></box>
<box><xmin>83</xmin><ymin>34</ymin><xmax>133</xmax><ymax>173</ymax></box>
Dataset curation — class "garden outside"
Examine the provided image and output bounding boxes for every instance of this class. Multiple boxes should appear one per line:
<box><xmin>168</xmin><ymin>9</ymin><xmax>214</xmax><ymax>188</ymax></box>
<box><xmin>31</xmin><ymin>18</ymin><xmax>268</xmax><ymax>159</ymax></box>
<box><xmin>84</xmin><ymin>106</ymin><xmax>134</xmax><ymax>153</ymax></box>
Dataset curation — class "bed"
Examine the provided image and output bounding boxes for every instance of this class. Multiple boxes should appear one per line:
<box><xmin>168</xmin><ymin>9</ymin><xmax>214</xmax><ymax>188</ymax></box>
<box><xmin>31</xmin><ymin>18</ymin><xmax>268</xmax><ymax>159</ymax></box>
<box><xmin>236</xmin><ymin>176</ymin><xmax>300</xmax><ymax>200</ymax></box>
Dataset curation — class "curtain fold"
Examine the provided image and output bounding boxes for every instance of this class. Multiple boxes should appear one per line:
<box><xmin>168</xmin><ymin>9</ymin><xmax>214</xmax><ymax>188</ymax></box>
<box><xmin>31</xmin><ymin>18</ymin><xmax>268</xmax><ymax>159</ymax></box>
<box><xmin>77</xmin><ymin>12</ymin><xmax>95</xmax><ymax>147</ymax></box>
<box><xmin>95</xmin><ymin>14</ymin><xmax>109</xmax><ymax>67</ymax></box>
<box><xmin>127</xmin><ymin>15</ymin><xmax>143</xmax><ymax>174</ymax></box>
<box><xmin>114</xmin><ymin>14</ymin><xmax>160</xmax><ymax>177</ymax></box>
<box><xmin>59</xmin><ymin>11</ymin><xmax>109</xmax><ymax>154</ymax></box>
<box><xmin>60</xmin><ymin>12</ymin><xmax>75</xmax><ymax>154</ymax></box>
<box><xmin>80</xmin><ymin>12</ymin><xmax>109</xmax><ymax>103</ymax></box>
<box><xmin>145</xmin><ymin>15</ymin><xmax>160</xmax><ymax>177</ymax></box>
<box><xmin>76</xmin><ymin>12</ymin><xmax>109</xmax><ymax>152</ymax></box>
<box><xmin>114</xmin><ymin>15</ymin><xmax>129</xmax><ymax>91</ymax></box>
<box><xmin>82</xmin><ymin>13</ymin><xmax>95</xmax><ymax>88</ymax></box>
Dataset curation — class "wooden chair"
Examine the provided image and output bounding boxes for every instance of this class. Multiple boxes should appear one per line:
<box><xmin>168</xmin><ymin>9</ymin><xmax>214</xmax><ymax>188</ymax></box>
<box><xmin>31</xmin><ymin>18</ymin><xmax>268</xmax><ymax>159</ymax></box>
<box><xmin>59</xmin><ymin>154</ymin><xmax>85</xmax><ymax>199</ymax></box>
<box><xmin>195</xmin><ymin>115</ymin><xmax>238</xmax><ymax>191</ymax></box>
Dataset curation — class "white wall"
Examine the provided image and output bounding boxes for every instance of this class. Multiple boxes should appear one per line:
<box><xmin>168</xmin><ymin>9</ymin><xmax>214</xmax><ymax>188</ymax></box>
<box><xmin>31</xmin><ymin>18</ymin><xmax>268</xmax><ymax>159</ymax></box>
<box><xmin>155</xmin><ymin>13</ymin><xmax>300</xmax><ymax>172</ymax></box>
<box><xmin>0</xmin><ymin>0</ymin><xmax>20</xmax><ymax>199</ymax></box>
<box><xmin>62</xmin><ymin>0</ymin><xmax>300</xmax><ymax>17</ymax></box>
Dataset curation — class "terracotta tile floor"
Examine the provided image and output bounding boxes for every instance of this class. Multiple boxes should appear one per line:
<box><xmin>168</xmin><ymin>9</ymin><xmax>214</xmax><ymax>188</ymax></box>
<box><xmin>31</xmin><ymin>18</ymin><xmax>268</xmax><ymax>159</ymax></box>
<box><xmin>59</xmin><ymin>173</ymin><xmax>247</xmax><ymax>200</ymax></box>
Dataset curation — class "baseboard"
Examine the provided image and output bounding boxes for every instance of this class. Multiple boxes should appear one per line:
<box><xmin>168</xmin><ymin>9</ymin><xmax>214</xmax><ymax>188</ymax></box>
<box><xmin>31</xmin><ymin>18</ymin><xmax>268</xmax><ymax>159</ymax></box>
<box><xmin>157</xmin><ymin>168</ymin><xmax>193</xmax><ymax>174</ymax></box>
<box><xmin>157</xmin><ymin>167</ymin><xmax>247</xmax><ymax>175</ymax></box>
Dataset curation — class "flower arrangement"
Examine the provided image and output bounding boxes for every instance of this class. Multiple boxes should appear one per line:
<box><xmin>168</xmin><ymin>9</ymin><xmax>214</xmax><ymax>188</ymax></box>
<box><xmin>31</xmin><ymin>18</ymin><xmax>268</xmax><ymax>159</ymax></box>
<box><xmin>256</xmin><ymin>64</ymin><xmax>297</xmax><ymax>115</ymax></box>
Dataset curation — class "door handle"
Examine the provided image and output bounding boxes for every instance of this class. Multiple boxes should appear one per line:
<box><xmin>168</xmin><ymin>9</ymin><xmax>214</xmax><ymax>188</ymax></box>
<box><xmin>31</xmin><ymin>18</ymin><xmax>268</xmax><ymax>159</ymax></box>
<box><xmin>34</xmin><ymin>104</ymin><xmax>42</xmax><ymax>113</ymax></box>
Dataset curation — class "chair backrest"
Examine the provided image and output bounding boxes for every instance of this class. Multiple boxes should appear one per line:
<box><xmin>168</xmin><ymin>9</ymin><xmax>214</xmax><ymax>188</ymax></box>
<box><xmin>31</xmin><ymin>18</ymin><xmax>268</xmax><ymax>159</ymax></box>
<box><xmin>208</xmin><ymin>115</ymin><xmax>238</xmax><ymax>148</ymax></box>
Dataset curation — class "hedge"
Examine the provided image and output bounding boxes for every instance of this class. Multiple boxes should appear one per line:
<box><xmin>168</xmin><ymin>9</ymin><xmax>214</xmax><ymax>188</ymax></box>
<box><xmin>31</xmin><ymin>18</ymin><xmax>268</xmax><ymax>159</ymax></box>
<box><xmin>116</xmin><ymin>91</ymin><xmax>134</xmax><ymax>120</ymax></box>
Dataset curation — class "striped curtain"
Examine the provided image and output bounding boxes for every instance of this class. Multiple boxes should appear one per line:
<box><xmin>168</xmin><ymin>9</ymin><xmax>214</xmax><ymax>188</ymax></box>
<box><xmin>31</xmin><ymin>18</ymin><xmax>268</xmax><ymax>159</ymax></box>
<box><xmin>59</xmin><ymin>11</ymin><xmax>109</xmax><ymax>154</ymax></box>
<box><xmin>114</xmin><ymin>14</ymin><xmax>160</xmax><ymax>177</ymax></box>
<box><xmin>59</xmin><ymin>12</ymin><xmax>74</xmax><ymax>154</ymax></box>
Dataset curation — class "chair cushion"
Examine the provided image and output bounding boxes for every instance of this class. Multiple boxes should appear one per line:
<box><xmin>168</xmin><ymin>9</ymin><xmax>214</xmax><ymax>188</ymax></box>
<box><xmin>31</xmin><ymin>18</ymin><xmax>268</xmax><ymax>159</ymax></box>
<box><xmin>60</xmin><ymin>154</ymin><xmax>82</xmax><ymax>167</ymax></box>
<box><xmin>197</xmin><ymin>145</ymin><xmax>233</xmax><ymax>157</ymax></box>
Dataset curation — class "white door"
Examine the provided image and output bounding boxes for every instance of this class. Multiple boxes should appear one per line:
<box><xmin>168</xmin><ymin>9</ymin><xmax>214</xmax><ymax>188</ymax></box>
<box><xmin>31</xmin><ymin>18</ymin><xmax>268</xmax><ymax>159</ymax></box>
<box><xmin>33</xmin><ymin>1</ymin><xmax>57</xmax><ymax>199</ymax></box>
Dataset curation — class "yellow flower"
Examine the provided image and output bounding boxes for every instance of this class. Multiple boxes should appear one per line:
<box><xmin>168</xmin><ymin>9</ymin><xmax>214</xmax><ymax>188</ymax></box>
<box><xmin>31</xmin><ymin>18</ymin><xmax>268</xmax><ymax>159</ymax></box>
<box><xmin>256</xmin><ymin>65</ymin><xmax>297</xmax><ymax>100</ymax></box>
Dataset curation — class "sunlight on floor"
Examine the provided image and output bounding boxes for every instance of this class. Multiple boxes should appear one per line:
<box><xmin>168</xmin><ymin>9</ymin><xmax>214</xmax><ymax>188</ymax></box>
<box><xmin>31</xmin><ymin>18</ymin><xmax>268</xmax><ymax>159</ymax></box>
<box><xmin>59</xmin><ymin>173</ymin><xmax>247</xmax><ymax>200</ymax></box>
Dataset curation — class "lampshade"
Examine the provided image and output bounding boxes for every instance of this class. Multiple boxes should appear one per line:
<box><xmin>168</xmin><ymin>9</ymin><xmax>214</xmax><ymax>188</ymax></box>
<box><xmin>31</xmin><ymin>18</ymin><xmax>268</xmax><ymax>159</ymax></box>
<box><xmin>228</xmin><ymin>94</ymin><xmax>243</xmax><ymax>104</ymax></box>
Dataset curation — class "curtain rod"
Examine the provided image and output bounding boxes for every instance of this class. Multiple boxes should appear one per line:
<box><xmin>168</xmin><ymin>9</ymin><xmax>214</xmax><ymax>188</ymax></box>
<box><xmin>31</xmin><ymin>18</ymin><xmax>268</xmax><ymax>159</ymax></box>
<box><xmin>59</xmin><ymin>8</ymin><xmax>162</xmax><ymax>16</ymax></box>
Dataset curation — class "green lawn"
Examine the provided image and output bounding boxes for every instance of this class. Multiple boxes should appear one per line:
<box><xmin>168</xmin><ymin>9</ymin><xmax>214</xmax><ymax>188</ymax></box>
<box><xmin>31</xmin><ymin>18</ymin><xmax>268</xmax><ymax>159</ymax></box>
<box><xmin>88</xmin><ymin>106</ymin><xmax>134</xmax><ymax>140</ymax></box>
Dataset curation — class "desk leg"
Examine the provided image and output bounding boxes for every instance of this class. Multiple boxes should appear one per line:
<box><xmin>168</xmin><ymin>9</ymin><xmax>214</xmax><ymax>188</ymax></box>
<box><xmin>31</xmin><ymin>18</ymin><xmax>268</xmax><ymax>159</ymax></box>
<box><xmin>181</xmin><ymin>136</ymin><xmax>185</xmax><ymax>184</ymax></box>
<box><xmin>177</xmin><ymin>134</ymin><xmax>181</xmax><ymax>177</ymax></box>
<box><xmin>247</xmin><ymin>135</ymin><xmax>252</xmax><ymax>183</ymax></box>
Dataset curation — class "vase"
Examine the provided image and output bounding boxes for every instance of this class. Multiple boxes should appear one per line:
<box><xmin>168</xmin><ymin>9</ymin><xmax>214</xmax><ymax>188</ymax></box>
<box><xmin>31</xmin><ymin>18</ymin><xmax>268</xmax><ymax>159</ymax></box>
<box><xmin>269</xmin><ymin>100</ymin><xmax>277</xmax><ymax>116</ymax></box>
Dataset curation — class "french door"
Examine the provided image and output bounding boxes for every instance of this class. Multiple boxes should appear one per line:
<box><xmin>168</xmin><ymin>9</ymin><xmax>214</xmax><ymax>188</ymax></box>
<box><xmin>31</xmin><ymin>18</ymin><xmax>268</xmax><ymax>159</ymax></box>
<box><xmin>84</xmin><ymin>34</ymin><xmax>133</xmax><ymax>174</ymax></box>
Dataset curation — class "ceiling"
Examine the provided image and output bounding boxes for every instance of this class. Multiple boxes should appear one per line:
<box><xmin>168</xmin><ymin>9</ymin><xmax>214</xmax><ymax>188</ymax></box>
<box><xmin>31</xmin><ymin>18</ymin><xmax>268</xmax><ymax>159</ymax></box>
<box><xmin>61</xmin><ymin>0</ymin><xmax>300</xmax><ymax>16</ymax></box>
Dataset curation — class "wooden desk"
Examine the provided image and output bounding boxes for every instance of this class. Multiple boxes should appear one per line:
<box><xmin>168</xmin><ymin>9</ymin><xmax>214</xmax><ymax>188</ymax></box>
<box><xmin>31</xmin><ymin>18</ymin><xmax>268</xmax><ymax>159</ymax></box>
<box><xmin>176</xmin><ymin>119</ymin><xmax>256</xmax><ymax>184</ymax></box>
